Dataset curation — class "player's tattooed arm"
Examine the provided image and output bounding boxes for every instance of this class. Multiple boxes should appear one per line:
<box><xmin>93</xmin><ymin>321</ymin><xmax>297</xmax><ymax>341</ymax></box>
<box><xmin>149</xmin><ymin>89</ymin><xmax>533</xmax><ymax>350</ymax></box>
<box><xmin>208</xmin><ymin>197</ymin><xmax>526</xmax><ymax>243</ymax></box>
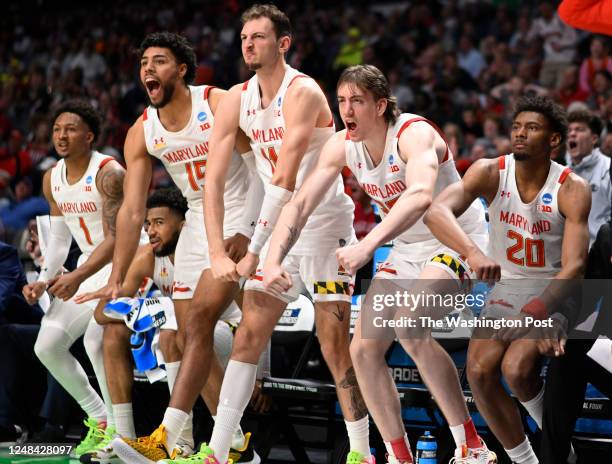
<box><xmin>99</xmin><ymin>164</ymin><xmax>126</xmax><ymax>237</ymax></box>
<box><xmin>278</xmin><ymin>224</ymin><xmax>302</xmax><ymax>262</ymax></box>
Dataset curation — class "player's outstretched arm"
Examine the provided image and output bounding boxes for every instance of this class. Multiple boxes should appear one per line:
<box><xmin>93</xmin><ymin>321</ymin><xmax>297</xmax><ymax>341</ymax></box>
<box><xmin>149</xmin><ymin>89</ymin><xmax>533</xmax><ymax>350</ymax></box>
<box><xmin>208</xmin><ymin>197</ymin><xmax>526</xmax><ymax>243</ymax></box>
<box><xmin>263</xmin><ymin>131</ymin><xmax>346</xmax><ymax>293</ymax></box>
<box><xmin>204</xmin><ymin>85</ymin><xmax>243</xmax><ymax>281</ymax></box>
<box><xmin>424</xmin><ymin>158</ymin><xmax>501</xmax><ymax>280</ymax></box>
<box><xmin>23</xmin><ymin>170</ymin><xmax>72</xmax><ymax>303</ymax></box>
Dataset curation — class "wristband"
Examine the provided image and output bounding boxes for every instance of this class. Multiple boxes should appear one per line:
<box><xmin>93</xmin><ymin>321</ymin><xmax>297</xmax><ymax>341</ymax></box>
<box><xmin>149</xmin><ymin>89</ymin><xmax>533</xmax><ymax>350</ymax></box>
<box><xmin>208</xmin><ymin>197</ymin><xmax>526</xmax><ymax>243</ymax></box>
<box><xmin>248</xmin><ymin>183</ymin><xmax>293</xmax><ymax>254</ymax></box>
<box><xmin>521</xmin><ymin>297</ymin><xmax>548</xmax><ymax>320</ymax></box>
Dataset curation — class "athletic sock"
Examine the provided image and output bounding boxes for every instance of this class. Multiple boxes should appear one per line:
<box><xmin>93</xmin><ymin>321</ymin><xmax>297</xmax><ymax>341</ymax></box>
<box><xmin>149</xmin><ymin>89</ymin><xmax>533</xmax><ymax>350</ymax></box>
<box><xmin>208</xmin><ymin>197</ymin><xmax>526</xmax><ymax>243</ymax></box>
<box><xmin>112</xmin><ymin>403</ymin><xmax>135</xmax><ymax>439</ymax></box>
<box><xmin>345</xmin><ymin>416</ymin><xmax>371</xmax><ymax>456</ymax></box>
<box><xmin>520</xmin><ymin>386</ymin><xmax>544</xmax><ymax>430</ymax></box>
<box><xmin>505</xmin><ymin>436</ymin><xmax>538</xmax><ymax>464</ymax></box>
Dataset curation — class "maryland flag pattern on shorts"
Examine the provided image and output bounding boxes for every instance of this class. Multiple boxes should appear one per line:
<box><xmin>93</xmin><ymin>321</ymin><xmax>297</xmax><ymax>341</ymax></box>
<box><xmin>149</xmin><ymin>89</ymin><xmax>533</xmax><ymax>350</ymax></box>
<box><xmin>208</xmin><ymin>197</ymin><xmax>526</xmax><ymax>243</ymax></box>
<box><xmin>430</xmin><ymin>253</ymin><xmax>467</xmax><ymax>281</ymax></box>
<box><xmin>313</xmin><ymin>281</ymin><xmax>350</xmax><ymax>295</ymax></box>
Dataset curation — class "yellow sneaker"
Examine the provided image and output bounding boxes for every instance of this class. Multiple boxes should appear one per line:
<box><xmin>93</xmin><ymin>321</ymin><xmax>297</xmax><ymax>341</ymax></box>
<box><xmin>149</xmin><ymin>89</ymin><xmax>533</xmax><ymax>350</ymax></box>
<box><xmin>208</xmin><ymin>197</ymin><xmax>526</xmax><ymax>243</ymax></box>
<box><xmin>228</xmin><ymin>432</ymin><xmax>260</xmax><ymax>463</ymax></box>
<box><xmin>111</xmin><ymin>425</ymin><xmax>176</xmax><ymax>464</ymax></box>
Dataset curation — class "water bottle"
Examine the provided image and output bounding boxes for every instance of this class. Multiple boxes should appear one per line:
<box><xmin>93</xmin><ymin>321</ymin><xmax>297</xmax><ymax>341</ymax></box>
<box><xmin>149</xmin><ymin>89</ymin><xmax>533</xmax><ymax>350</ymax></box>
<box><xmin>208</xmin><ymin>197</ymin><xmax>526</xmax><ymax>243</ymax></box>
<box><xmin>415</xmin><ymin>431</ymin><xmax>437</xmax><ymax>464</ymax></box>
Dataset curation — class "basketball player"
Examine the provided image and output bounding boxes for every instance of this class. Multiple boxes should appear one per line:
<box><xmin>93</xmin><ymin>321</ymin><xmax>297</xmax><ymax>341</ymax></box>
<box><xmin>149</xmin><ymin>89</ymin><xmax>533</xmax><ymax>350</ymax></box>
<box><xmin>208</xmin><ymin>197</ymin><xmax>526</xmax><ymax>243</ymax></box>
<box><xmin>22</xmin><ymin>100</ymin><xmax>125</xmax><ymax>457</ymax></box>
<box><xmin>76</xmin><ymin>32</ymin><xmax>262</xmax><ymax>464</ymax></box>
<box><xmin>264</xmin><ymin>65</ymin><xmax>496</xmax><ymax>463</ymax></box>
<box><xmin>84</xmin><ymin>188</ymin><xmax>257</xmax><ymax>463</ymax></box>
<box><xmin>424</xmin><ymin>95</ymin><xmax>591</xmax><ymax>464</ymax></box>
<box><xmin>202</xmin><ymin>5</ymin><xmax>371</xmax><ymax>464</ymax></box>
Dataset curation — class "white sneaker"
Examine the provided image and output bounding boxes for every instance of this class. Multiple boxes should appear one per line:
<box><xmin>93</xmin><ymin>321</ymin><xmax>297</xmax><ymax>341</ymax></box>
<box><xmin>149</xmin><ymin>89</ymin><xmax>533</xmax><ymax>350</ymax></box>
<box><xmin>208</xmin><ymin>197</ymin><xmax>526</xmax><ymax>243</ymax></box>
<box><xmin>173</xmin><ymin>440</ymin><xmax>195</xmax><ymax>459</ymax></box>
<box><xmin>450</xmin><ymin>439</ymin><xmax>497</xmax><ymax>463</ymax></box>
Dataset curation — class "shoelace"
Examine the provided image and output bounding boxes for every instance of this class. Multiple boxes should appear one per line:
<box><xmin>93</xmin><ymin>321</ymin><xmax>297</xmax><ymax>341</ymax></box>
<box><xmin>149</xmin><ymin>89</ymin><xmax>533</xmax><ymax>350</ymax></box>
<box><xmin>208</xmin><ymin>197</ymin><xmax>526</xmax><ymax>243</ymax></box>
<box><xmin>346</xmin><ymin>451</ymin><xmax>365</xmax><ymax>464</ymax></box>
<box><xmin>80</xmin><ymin>419</ymin><xmax>104</xmax><ymax>446</ymax></box>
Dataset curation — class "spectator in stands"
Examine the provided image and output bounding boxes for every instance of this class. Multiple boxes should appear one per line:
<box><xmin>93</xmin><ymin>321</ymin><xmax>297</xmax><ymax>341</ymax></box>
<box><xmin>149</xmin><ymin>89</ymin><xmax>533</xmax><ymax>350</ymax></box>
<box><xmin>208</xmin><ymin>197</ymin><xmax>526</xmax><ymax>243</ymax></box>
<box><xmin>532</xmin><ymin>1</ymin><xmax>578</xmax><ymax>88</ymax></box>
<box><xmin>587</xmin><ymin>69</ymin><xmax>612</xmax><ymax>113</ymax></box>
<box><xmin>579</xmin><ymin>36</ymin><xmax>612</xmax><ymax>95</ymax></box>
<box><xmin>333</xmin><ymin>27</ymin><xmax>366</xmax><ymax>71</ymax></box>
<box><xmin>566</xmin><ymin>109</ymin><xmax>611</xmax><ymax>246</ymax></box>
<box><xmin>554</xmin><ymin>65</ymin><xmax>590</xmax><ymax>107</ymax></box>
<box><xmin>0</xmin><ymin>129</ymin><xmax>32</xmax><ymax>179</ymax></box>
<box><xmin>0</xmin><ymin>177</ymin><xmax>49</xmax><ymax>240</ymax></box>
<box><xmin>457</xmin><ymin>34</ymin><xmax>486</xmax><ymax>80</ymax></box>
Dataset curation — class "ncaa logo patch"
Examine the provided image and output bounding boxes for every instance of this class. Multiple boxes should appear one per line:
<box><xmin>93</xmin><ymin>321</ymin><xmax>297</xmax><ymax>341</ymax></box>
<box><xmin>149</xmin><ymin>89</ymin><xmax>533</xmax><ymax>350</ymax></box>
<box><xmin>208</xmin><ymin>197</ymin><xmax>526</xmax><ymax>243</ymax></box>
<box><xmin>86</xmin><ymin>175</ymin><xmax>93</xmax><ymax>184</ymax></box>
<box><xmin>388</xmin><ymin>154</ymin><xmax>394</xmax><ymax>165</ymax></box>
<box><xmin>541</xmin><ymin>193</ymin><xmax>553</xmax><ymax>205</ymax></box>
<box><xmin>197</xmin><ymin>111</ymin><xmax>207</xmax><ymax>122</ymax></box>
<box><xmin>277</xmin><ymin>97</ymin><xmax>282</xmax><ymax>106</ymax></box>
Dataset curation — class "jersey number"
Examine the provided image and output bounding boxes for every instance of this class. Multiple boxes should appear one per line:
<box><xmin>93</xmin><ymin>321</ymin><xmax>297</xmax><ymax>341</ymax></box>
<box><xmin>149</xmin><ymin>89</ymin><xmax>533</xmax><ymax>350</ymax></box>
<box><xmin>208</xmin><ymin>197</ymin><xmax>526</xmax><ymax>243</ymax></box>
<box><xmin>506</xmin><ymin>230</ymin><xmax>545</xmax><ymax>267</ymax></box>
<box><xmin>186</xmin><ymin>160</ymin><xmax>207</xmax><ymax>191</ymax></box>
<box><xmin>79</xmin><ymin>217</ymin><xmax>94</xmax><ymax>246</ymax></box>
<box><xmin>261</xmin><ymin>147</ymin><xmax>278</xmax><ymax>174</ymax></box>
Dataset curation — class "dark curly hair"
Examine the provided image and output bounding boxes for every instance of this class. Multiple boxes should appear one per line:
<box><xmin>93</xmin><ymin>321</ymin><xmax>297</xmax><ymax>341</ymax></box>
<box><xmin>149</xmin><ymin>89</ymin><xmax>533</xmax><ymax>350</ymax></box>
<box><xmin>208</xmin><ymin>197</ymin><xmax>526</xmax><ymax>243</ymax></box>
<box><xmin>138</xmin><ymin>32</ymin><xmax>196</xmax><ymax>84</ymax></box>
<box><xmin>513</xmin><ymin>95</ymin><xmax>568</xmax><ymax>145</ymax></box>
<box><xmin>52</xmin><ymin>99</ymin><xmax>101</xmax><ymax>143</ymax></box>
<box><xmin>146</xmin><ymin>187</ymin><xmax>188</xmax><ymax>218</ymax></box>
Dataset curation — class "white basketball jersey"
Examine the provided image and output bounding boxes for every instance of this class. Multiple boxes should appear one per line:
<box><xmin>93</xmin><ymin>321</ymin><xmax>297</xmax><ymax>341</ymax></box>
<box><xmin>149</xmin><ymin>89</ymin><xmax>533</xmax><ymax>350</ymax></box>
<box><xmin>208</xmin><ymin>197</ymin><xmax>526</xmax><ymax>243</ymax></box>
<box><xmin>143</xmin><ymin>85</ymin><xmax>248</xmax><ymax>212</ymax></box>
<box><xmin>345</xmin><ymin>113</ymin><xmax>487</xmax><ymax>246</ymax></box>
<box><xmin>239</xmin><ymin>65</ymin><xmax>354</xmax><ymax>253</ymax></box>
<box><xmin>51</xmin><ymin>151</ymin><xmax>112</xmax><ymax>256</ymax></box>
<box><xmin>153</xmin><ymin>255</ymin><xmax>174</xmax><ymax>297</ymax></box>
<box><xmin>489</xmin><ymin>155</ymin><xmax>569</xmax><ymax>278</ymax></box>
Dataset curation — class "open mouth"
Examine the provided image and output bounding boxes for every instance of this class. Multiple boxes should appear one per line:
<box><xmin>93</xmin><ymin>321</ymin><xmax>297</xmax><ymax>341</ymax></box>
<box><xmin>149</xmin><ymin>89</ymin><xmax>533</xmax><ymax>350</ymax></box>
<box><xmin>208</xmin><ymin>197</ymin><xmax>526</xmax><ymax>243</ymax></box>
<box><xmin>568</xmin><ymin>141</ymin><xmax>577</xmax><ymax>150</ymax></box>
<box><xmin>145</xmin><ymin>77</ymin><xmax>161</xmax><ymax>98</ymax></box>
<box><xmin>346</xmin><ymin>121</ymin><xmax>357</xmax><ymax>132</ymax></box>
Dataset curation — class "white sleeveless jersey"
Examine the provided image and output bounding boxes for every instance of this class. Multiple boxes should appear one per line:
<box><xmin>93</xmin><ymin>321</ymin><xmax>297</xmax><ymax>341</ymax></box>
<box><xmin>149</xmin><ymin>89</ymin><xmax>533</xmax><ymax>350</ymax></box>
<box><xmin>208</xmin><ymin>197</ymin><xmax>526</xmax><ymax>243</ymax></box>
<box><xmin>51</xmin><ymin>151</ymin><xmax>113</xmax><ymax>256</ymax></box>
<box><xmin>153</xmin><ymin>255</ymin><xmax>174</xmax><ymax>297</ymax></box>
<box><xmin>345</xmin><ymin>113</ymin><xmax>486</xmax><ymax>246</ymax></box>
<box><xmin>489</xmin><ymin>155</ymin><xmax>570</xmax><ymax>278</ymax></box>
<box><xmin>143</xmin><ymin>85</ymin><xmax>248</xmax><ymax>213</ymax></box>
<box><xmin>239</xmin><ymin>65</ymin><xmax>354</xmax><ymax>253</ymax></box>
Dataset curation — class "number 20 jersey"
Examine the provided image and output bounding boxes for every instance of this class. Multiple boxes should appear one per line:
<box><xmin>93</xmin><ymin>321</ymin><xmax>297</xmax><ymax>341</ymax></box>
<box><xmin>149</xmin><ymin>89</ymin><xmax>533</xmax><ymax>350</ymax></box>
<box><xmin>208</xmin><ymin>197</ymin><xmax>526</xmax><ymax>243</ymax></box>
<box><xmin>143</xmin><ymin>85</ymin><xmax>248</xmax><ymax>213</ymax></box>
<box><xmin>489</xmin><ymin>154</ymin><xmax>570</xmax><ymax>278</ymax></box>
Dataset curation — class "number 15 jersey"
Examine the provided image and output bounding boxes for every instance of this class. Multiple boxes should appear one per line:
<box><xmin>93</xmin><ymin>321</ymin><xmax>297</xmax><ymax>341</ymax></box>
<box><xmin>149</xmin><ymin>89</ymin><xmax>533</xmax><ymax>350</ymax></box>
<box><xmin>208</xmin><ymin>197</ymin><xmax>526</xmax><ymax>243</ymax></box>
<box><xmin>489</xmin><ymin>154</ymin><xmax>570</xmax><ymax>278</ymax></box>
<box><xmin>143</xmin><ymin>85</ymin><xmax>248</xmax><ymax>214</ymax></box>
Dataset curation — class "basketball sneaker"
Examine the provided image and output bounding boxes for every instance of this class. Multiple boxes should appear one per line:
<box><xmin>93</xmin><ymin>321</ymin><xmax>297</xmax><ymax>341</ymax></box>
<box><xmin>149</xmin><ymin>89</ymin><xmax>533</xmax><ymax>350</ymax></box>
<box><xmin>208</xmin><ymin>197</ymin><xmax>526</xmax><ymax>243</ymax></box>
<box><xmin>160</xmin><ymin>442</ymin><xmax>233</xmax><ymax>463</ymax></box>
<box><xmin>74</xmin><ymin>418</ymin><xmax>108</xmax><ymax>458</ymax></box>
<box><xmin>79</xmin><ymin>425</ymin><xmax>118</xmax><ymax>463</ymax></box>
<box><xmin>347</xmin><ymin>450</ymin><xmax>376</xmax><ymax>463</ymax></box>
<box><xmin>228</xmin><ymin>432</ymin><xmax>261</xmax><ymax>463</ymax></box>
<box><xmin>112</xmin><ymin>425</ymin><xmax>176</xmax><ymax>464</ymax></box>
<box><xmin>450</xmin><ymin>438</ymin><xmax>498</xmax><ymax>463</ymax></box>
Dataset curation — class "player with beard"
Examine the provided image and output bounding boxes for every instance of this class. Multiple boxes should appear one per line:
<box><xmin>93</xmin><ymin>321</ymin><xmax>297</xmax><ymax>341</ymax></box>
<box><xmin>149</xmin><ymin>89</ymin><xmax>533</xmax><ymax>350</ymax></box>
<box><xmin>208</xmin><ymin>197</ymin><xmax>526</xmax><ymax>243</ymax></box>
<box><xmin>83</xmin><ymin>188</ymin><xmax>255</xmax><ymax>463</ymax></box>
<box><xmin>22</xmin><ymin>100</ymin><xmax>126</xmax><ymax>458</ymax></box>
<box><xmin>424</xmin><ymin>96</ymin><xmax>591</xmax><ymax>464</ymax></box>
<box><xmin>77</xmin><ymin>32</ymin><xmax>263</xmax><ymax>464</ymax></box>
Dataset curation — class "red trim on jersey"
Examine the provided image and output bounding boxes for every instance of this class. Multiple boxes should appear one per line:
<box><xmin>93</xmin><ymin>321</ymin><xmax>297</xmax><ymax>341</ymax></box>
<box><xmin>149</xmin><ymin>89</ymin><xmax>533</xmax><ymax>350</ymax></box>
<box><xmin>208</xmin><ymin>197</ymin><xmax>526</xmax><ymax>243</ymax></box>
<box><xmin>250</xmin><ymin>274</ymin><xmax>264</xmax><ymax>281</ymax></box>
<box><xmin>327</xmin><ymin>118</ymin><xmax>334</xmax><ymax>127</ymax></box>
<box><xmin>558</xmin><ymin>167</ymin><xmax>571</xmax><ymax>184</ymax></box>
<box><xmin>498</xmin><ymin>156</ymin><xmax>506</xmax><ymax>170</ymax></box>
<box><xmin>142</xmin><ymin>108</ymin><xmax>148</xmax><ymax>121</ymax></box>
<box><xmin>204</xmin><ymin>86</ymin><xmax>217</xmax><ymax>100</ymax></box>
<box><xmin>98</xmin><ymin>157</ymin><xmax>114</xmax><ymax>169</ymax></box>
<box><xmin>242</xmin><ymin>81</ymin><xmax>249</xmax><ymax>91</ymax></box>
<box><xmin>396</xmin><ymin>117</ymin><xmax>450</xmax><ymax>162</ymax></box>
<box><xmin>345</xmin><ymin>130</ymin><xmax>351</xmax><ymax>140</ymax></box>
<box><xmin>173</xmin><ymin>286</ymin><xmax>191</xmax><ymax>293</ymax></box>
<box><xmin>288</xmin><ymin>74</ymin><xmax>309</xmax><ymax>87</ymax></box>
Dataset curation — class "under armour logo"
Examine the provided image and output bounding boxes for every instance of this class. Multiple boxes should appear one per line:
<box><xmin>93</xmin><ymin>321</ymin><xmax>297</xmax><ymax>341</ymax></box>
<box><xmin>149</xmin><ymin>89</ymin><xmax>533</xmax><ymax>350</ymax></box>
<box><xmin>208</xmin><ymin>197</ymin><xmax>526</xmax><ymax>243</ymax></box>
<box><xmin>500</xmin><ymin>191</ymin><xmax>511</xmax><ymax>198</ymax></box>
<box><xmin>258</xmin><ymin>219</ymin><xmax>268</xmax><ymax>227</ymax></box>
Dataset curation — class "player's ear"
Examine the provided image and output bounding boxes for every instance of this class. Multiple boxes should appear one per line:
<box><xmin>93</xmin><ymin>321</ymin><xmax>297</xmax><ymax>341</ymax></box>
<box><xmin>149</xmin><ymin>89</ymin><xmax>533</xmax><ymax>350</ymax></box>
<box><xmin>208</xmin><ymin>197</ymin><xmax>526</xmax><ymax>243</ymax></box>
<box><xmin>376</xmin><ymin>98</ymin><xmax>387</xmax><ymax>118</ymax></box>
<box><xmin>86</xmin><ymin>131</ymin><xmax>94</xmax><ymax>145</ymax></box>
<box><xmin>279</xmin><ymin>35</ymin><xmax>291</xmax><ymax>54</ymax></box>
<box><xmin>178</xmin><ymin>63</ymin><xmax>187</xmax><ymax>80</ymax></box>
<box><xmin>550</xmin><ymin>132</ymin><xmax>562</xmax><ymax>150</ymax></box>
